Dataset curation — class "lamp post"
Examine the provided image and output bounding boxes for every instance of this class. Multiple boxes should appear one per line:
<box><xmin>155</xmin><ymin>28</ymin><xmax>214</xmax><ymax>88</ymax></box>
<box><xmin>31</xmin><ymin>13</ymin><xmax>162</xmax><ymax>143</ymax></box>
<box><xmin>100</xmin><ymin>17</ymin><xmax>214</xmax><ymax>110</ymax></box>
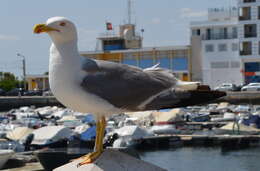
<box><xmin>17</xmin><ymin>53</ymin><xmax>26</xmax><ymax>90</ymax></box>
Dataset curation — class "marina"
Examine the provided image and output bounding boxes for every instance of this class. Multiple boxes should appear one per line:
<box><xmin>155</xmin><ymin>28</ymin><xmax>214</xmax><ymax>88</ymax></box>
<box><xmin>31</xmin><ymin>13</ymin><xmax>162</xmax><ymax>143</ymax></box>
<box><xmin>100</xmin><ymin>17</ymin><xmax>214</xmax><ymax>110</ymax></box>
<box><xmin>0</xmin><ymin>101</ymin><xmax>259</xmax><ymax>170</ymax></box>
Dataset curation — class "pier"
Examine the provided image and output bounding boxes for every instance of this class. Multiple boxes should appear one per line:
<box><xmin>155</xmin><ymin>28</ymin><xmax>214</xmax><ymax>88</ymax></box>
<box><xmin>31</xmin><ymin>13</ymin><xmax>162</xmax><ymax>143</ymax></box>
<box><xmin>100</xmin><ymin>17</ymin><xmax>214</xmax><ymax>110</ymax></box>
<box><xmin>137</xmin><ymin>134</ymin><xmax>260</xmax><ymax>150</ymax></box>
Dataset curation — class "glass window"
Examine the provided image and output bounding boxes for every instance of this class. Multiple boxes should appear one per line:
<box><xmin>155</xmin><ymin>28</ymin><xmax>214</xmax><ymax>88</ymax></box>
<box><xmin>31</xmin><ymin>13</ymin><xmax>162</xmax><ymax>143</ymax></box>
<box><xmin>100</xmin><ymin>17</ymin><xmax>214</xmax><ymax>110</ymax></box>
<box><xmin>218</xmin><ymin>44</ymin><xmax>227</xmax><ymax>52</ymax></box>
<box><xmin>232</xmin><ymin>43</ymin><xmax>238</xmax><ymax>51</ymax></box>
<box><xmin>139</xmin><ymin>59</ymin><xmax>154</xmax><ymax>69</ymax></box>
<box><xmin>244</xmin><ymin>0</ymin><xmax>256</xmax><ymax>3</ymax></box>
<box><xmin>158</xmin><ymin>57</ymin><xmax>170</xmax><ymax>69</ymax></box>
<box><xmin>205</xmin><ymin>44</ymin><xmax>214</xmax><ymax>52</ymax></box>
<box><xmin>211</xmin><ymin>62</ymin><xmax>229</xmax><ymax>68</ymax></box>
<box><xmin>122</xmin><ymin>58</ymin><xmax>137</xmax><ymax>66</ymax></box>
<box><xmin>172</xmin><ymin>58</ymin><xmax>188</xmax><ymax>71</ymax></box>
<box><xmin>244</xmin><ymin>24</ymin><xmax>257</xmax><ymax>38</ymax></box>
<box><xmin>240</xmin><ymin>41</ymin><xmax>252</xmax><ymax>55</ymax></box>
<box><xmin>245</xmin><ymin>62</ymin><xmax>260</xmax><ymax>72</ymax></box>
<box><xmin>232</xmin><ymin>27</ymin><xmax>238</xmax><ymax>38</ymax></box>
<box><xmin>231</xmin><ymin>61</ymin><xmax>240</xmax><ymax>68</ymax></box>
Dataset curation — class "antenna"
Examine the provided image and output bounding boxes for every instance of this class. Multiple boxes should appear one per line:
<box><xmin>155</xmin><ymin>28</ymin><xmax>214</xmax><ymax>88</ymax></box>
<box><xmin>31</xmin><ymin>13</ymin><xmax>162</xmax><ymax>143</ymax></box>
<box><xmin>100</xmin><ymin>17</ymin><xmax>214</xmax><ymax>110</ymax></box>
<box><xmin>127</xmin><ymin>0</ymin><xmax>132</xmax><ymax>24</ymax></box>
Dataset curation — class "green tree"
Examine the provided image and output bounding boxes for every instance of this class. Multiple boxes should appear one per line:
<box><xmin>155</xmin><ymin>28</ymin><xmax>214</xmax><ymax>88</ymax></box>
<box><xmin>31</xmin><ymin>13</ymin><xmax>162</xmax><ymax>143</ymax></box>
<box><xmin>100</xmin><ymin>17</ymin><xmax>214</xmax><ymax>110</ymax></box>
<box><xmin>0</xmin><ymin>72</ymin><xmax>20</xmax><ymax>91</ymax></box>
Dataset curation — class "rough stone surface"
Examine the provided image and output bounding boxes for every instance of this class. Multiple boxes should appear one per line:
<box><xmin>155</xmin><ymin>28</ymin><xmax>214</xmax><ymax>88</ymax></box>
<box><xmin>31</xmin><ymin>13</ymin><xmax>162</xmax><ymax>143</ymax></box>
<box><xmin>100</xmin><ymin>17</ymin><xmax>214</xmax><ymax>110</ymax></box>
<box><xmin>54</xmin><ymin>149</ymin><xmax>166</xmax><ymax>171</ymax></box>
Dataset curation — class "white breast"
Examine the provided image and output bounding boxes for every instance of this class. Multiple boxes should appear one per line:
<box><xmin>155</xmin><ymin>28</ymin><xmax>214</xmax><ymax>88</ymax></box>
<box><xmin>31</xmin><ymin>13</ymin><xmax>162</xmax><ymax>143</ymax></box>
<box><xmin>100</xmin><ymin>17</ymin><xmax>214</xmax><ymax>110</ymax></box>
<box><xmin>49</xmin><ymin>44</ymin><xmax>122</xmax><ymax>116</ymax></box>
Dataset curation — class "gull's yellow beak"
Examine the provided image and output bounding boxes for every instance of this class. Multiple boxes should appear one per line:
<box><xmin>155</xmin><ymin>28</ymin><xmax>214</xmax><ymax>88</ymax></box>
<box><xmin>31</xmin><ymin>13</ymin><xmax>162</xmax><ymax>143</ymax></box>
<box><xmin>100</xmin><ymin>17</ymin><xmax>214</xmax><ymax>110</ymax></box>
<box><xmin>33</xmin><ymin>24</ymin><xmax>59</xmax><ymax>34</ymax></box>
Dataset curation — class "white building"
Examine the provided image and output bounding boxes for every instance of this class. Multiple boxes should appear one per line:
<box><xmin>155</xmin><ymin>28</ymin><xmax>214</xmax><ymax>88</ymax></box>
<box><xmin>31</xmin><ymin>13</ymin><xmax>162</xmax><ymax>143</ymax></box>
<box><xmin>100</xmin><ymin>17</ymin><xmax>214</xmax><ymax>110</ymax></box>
<box><xmin>238</xmin><ymin>0</ymin><xmax>260</xmax><ymax>83</ymax></box>
<box><xmin>190</xmin><ymin>7</ymin><xmax>243</xmax><ymax>88</ymax></box>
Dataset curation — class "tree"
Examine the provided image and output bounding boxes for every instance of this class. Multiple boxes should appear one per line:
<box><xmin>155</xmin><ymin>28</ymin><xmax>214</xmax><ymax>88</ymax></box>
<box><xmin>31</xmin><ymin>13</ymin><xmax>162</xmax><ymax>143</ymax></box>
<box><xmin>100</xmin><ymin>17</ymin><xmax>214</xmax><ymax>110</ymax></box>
<box><xmin>0</xmin><ymin>72</ymin><xmax>20</xmax><ymax>91</ymax></box>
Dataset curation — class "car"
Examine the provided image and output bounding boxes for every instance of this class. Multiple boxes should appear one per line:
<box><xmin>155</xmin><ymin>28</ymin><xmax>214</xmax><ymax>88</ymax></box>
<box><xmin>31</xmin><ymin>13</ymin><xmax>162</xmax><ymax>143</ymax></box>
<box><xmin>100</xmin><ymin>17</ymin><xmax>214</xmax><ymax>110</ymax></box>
<box><xmin>0</xmin><ymin>89</ymin><xmax>5</xmax><ymax>96</ymax></box>
<box><xmin>23</xmin><ymin>90</ymin><xmax>43</xmax><ymax>96</ymax></box>
<box><xmin>42</xmin><ymin>90</ymin><xmax>53</xmax><ymax>96</ymax></box>
<box><xmin>5</xmin><ymin>88</ymin><xmax>24</xmax><ymax>96</ymax></box>
<box><xmin>214</xmin><ymin>83</ymin><xmax>237</xmax><ymax>92</ymax></box>
<box><xmin>241</xmin><ymin>83</ymin><xmax>260</xmax><ymax>91</ymax></box>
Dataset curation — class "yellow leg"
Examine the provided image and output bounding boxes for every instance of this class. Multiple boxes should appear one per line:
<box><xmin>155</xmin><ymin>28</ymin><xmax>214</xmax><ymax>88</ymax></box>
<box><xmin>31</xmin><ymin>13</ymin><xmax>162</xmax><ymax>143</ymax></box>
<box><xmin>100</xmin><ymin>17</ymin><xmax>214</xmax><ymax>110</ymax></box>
<box><xmin>77</xmin><ymin>116</ymin><xmax>106</xmax><ymax>167</ymax></box>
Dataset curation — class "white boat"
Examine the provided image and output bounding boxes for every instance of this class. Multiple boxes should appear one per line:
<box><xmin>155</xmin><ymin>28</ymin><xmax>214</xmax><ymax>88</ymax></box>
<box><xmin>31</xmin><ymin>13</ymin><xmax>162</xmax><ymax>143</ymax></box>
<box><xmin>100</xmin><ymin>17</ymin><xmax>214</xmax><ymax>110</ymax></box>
<box><xmin>149</xmin><ymin>124</ymin><xmax>181</xmax><ymax>135</ymax></box>
<box><xmin>0</xmin><ymin>150</ymin><xmax>14</xmax><ymax>169</ymax></box>
<box><xmin>30</xmin><ymin>126</ymin><xmax>73</xmax><ymax>146</ymax></box>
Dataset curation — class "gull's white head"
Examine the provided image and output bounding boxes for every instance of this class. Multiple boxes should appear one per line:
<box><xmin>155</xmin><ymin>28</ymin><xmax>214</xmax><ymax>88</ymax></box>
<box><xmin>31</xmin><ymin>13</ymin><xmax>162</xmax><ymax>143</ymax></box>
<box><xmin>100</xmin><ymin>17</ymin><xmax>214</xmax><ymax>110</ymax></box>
<box><xmin>33</xmin><ymin>17</ymin><xmax>77</xmax><ymax>44</ymax></box>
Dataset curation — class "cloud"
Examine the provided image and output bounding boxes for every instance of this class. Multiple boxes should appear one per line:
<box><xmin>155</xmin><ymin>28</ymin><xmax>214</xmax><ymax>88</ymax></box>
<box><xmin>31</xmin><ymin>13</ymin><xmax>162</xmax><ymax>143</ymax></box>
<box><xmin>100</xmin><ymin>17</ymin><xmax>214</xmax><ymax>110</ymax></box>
<box><xmin>0</xmin><ymin>34</ymin><xmax>20</xmax><ymax>41</ymax></box>
<box><xmin>151</xmin><ymin>17</ymin><xmax>161</xmax><ymax>25</ymax></box>
<box><xmin>180</xmin><ymin>8</ymin><xmax>207</xmax><ymax>18</ymax></box>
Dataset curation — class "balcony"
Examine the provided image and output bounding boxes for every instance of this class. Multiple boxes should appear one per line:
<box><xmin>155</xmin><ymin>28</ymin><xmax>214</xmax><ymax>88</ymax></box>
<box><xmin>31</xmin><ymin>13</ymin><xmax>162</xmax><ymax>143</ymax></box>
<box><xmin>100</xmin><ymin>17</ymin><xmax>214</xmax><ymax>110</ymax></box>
<box><xmin>245</xmin><ymin>32</ymin><xmax>257</xmax><ymax>38</ymax></box>
<box><xmin>240</xmin><ymin>50</ymin><xmax>252</xmax><ymax>55</ymax></box>
<box><xmin>243</xmin><ymin>0</ymin><xmax>256</xmax><ymax>3</ymax></box>
<box><xmin>202</xmin><ymin>33</ymin><xmax>237</xmax><ymax>40</ymax></box>
<box><xmin>239</xmin><ymin>16</ymin><xmax>251</xmax><ymax>20</ymax></box>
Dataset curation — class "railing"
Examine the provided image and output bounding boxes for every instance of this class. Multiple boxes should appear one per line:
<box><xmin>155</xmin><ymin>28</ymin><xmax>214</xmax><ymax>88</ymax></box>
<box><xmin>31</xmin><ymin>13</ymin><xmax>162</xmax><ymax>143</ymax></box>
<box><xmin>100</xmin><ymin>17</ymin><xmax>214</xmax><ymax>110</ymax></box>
<box><xmin>239</xmin><ymin>16</ymin><xmax>251</xmax><ymax>21</ymax></box>
<box><xmin>240</xmin><ymin>50</ymin><xmax>252</xmax><ymax>55</ymax></box>
<box><xmin>244</xmin><ymin>32</ymin><xmax>257</xmax><ymax>38</ymax></box>
<box><xmin>243</xmin><ymin>0</ymin><xmax>255</xmax><ymax>3</ymax></box>
<box><xmin>202</xmin><ymin>33</ymin><xmax>237</xmax><ymax>40</ymax></box>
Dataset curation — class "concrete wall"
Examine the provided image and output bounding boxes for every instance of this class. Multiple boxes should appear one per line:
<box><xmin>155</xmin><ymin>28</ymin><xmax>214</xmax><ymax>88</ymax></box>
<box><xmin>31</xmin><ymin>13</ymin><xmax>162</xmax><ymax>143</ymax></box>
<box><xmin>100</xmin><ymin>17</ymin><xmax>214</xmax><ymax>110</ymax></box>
<box><xmin>191</xmin><ymin>36</ymin><xmax>203</xmax><ymax>82</ymax></box>
<box><xmin>0</xmin><ymin>97</ymin><xmax>62</xmax><ymax>111</ymax></box>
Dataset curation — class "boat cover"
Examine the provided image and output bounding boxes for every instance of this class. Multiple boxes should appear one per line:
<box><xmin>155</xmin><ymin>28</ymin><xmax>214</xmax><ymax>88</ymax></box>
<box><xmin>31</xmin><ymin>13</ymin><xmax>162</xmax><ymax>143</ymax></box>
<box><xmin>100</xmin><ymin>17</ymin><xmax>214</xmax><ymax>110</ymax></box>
<box><xmin>31</xmin><ymin>126</ymin><xmax>73</xmax><ymax>145</ymax></box>
<box><xmin>114</xmin><ymin>125</ymin><xmax>151</xmax><ymax>139</ymax></box>
<box><xmin>80</xmin><ymin>126</ymin><xmax>96</xmax><ymax>141</ymax></box>
<box><xmin>6</xmin><ymin>127</ymin><xmax>33</xmax><ymax>141</ymax></box>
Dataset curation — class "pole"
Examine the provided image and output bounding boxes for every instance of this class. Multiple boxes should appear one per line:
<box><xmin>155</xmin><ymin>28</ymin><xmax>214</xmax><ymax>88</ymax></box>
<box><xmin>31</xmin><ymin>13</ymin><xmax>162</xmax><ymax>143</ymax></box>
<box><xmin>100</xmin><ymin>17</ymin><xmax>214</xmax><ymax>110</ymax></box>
<box><xmin>17</xmin><ymin>53</ymin><xmax>26</xmax><ymax>90</ymax></box>
<box><xmin>22</xmin><ymin>57</ymin><xmax>26</xmax><ymax>90</ymax></box>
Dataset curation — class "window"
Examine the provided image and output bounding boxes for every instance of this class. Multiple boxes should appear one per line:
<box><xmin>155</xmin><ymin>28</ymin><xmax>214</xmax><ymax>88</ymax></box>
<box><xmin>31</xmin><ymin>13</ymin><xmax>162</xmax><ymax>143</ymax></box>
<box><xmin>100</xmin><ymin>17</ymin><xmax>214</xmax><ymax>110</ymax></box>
<box><xmin>244</xmin><ymin>0</ymin><xmax>256</xmax><ymax>2</ymax></box>
<box><xmin>232</xmin><ymin>27</ymin><xmax>238</xmax><ymax>38</ymax></box>
<box><xmin>205</xmin><ymin>44</ymin><xmax>214</xmax><ymax>52</ymax></box>
<box><xmin>218</xmin><ymin>44</ymin><xmax>227</xmax><ymax>52</ymax></box>
<box><xmin>206</xmin><ymin>28</ymin><xmax>212</xmax><ymax>40</ymax></box>
<box><xmin>240</xmin><ymin>41</ymin><xmax>252</xmax><ymax>55</ymax></box>
<box><xmin>239</xmin><ymin>7</ymin><xmax>251</xmax><ymax>20</ymax></box>
<box><xmin>259</xmin><ymin>42</ymin><xmax>260</xmax><ymax>55</ymax></box>
<box><xmin>232</xmin><ymin>43</ymin><xmax>238</xmax><ymax>51</ymax></box>
<box><xmin>172</xmin><ymin>58</ymin><xmax>188</xmax><ymax>71</ymax></box>
<box><xmin>139</xmin><ymin>58</ymin><xmax>154</xmax><ymax>69</ymax></box>
<box><xmin>244</xmin><ymin>24</ymin><xmax>257</xmax><ymax>38</ymax></box>
<box><xmin>211</xmin><ymin>62</ymin><xmax>229</xmax><ymax>69</ymax></box>
<box><xmin>158</xmin><ymin>57</ymin><xmax>170</xmax><ymax>69</ymax></box>
<box><xmin>259</xmin><ymin>6</ymin><xmax>260</xmax><ymax>19</ymax></box>
<box><xmin>122</xmin><ymin>58</ymin><xmax>138</xmax><ymax>66</ymax></box>
<box><xmin>231</xmin><ymin>61</ymin><xmax>240</xmax><ymax>68</ymax></box>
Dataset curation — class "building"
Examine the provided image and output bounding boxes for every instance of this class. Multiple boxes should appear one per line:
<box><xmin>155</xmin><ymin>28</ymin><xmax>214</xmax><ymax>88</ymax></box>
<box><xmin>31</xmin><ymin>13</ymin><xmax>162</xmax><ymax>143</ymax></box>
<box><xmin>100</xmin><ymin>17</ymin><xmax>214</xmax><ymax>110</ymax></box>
<box><xmin>190</xmin><ymin>7</ymin><xmax>243</xmax><ymax>88</ymax></box>
<box><xmin>81</xmin><ymin>45</ymin><xmax>191</xmax><ymax>81</ymax></box>
<box><xmin>81</xmin><ymin>21</ymin><xmax>191</xmax><ymax>81</ymax></box>
<box><xmin>238</xmin><ymin>0</ymin><xmax>260</xmax><ymax>83</ymax></box>
<box><xmin>26</xmin><ymin>75</ymin><xmax>49</xmax><ymax>90</ymax></box>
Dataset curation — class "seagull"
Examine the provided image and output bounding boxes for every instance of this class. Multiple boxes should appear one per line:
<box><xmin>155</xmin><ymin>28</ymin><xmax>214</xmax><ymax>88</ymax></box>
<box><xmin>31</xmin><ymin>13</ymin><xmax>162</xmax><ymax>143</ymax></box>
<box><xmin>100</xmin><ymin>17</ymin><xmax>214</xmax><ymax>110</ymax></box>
<box><xmin>33</xmin><ymin>17</ymin><xmax>225</xmax><ymax>166</ymax></box>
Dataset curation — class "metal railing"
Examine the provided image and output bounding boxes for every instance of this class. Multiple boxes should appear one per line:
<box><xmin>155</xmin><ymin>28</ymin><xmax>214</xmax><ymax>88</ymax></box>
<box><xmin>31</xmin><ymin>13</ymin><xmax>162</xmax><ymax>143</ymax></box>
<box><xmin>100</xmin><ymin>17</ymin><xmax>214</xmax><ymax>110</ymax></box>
<box><xmin>202</xmin><ymin>33</ymin><xmax>237</xmax><ymax>40</ymax></box>
<box><xmin>239</xmin><ymin>16</ymin><xmax>251</xmax><ymax>21</ymax></box>
<box><xmin>240</xmin><ymin>50</ymin><xmax>252</xmax><ymax>55</ymax></box>
<box><xmin>244</xmin><ymin>32</ymin><xmax>257</xmax><ymax>38</ymax></box>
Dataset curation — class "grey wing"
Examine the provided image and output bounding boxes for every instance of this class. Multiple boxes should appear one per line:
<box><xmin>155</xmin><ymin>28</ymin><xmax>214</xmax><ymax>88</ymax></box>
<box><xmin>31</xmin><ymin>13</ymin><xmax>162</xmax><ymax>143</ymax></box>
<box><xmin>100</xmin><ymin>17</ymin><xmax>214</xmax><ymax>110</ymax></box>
<box><xmin>80</xmin><ymin>59</ymin><xmax>176</xmax><ymax>111</ymax></box>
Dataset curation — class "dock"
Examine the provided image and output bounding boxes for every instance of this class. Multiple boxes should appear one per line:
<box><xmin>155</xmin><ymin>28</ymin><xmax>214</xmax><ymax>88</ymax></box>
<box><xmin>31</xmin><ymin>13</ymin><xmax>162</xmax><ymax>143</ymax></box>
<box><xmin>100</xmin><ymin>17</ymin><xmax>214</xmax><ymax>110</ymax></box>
<box><xmin>137</xmin><ymin>134</ymin><xmax>260</xmax><ymax>150</ymax></box>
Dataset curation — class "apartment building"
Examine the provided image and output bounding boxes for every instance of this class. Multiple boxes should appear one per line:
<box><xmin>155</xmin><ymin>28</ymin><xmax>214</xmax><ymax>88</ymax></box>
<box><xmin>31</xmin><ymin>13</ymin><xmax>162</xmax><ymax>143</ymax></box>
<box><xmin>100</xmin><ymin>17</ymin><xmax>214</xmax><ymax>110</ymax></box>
<box><xmin>190</xmin><ymin>7</ymin><xmax>243</xmax><ymax>88</ymax></box>
<box><xmin>238</xmin><ymin>0</ymin><xmax>260</xmax><ymax>83</ymax></box>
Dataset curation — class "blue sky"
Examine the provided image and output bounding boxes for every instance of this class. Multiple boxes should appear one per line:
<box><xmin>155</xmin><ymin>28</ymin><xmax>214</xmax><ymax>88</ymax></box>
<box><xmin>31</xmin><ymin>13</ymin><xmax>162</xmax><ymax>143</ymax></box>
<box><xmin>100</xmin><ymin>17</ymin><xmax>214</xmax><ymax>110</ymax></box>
<box><xmin>0</xmin><ymin>0</ymin><xmax>236</xmax><ymax>77</ymax></box>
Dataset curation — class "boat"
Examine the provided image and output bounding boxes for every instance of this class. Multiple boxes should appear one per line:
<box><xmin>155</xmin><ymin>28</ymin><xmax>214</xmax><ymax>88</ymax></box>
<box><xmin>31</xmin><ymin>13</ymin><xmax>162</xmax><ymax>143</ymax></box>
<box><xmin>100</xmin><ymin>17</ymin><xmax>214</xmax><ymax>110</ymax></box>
<box><xmin>29</xmin><ymin>126</ymin><xmax>73</xmax><ymax>149</ymax></box>
<box><xmin>0</xmin><ymin>150</ymin><xmax>14</xmax><ymax>169</ymax></box>
<box><xmin>35</xmin><ymin>148</ymin><xmax>92</xmax><ymax>171</ymax></box>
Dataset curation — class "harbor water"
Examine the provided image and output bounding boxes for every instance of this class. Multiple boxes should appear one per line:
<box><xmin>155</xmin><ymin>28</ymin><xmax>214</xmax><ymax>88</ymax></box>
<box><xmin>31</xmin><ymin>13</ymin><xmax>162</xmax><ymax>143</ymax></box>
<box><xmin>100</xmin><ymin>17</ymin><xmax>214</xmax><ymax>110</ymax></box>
<box><xmin>140</xmin><ymin>147</ymin><xmax>260</xmax><ymax>171</ymax></box>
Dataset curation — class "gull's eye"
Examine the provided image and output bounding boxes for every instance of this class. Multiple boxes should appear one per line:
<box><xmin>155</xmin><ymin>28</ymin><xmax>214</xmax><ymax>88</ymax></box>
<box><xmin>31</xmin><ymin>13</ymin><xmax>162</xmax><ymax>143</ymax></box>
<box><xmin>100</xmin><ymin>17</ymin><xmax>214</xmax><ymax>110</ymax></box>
<box><xmin>60</xmin><ymin>22</ymin><xmax>66</xmax><ymax>26</ymax></box>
